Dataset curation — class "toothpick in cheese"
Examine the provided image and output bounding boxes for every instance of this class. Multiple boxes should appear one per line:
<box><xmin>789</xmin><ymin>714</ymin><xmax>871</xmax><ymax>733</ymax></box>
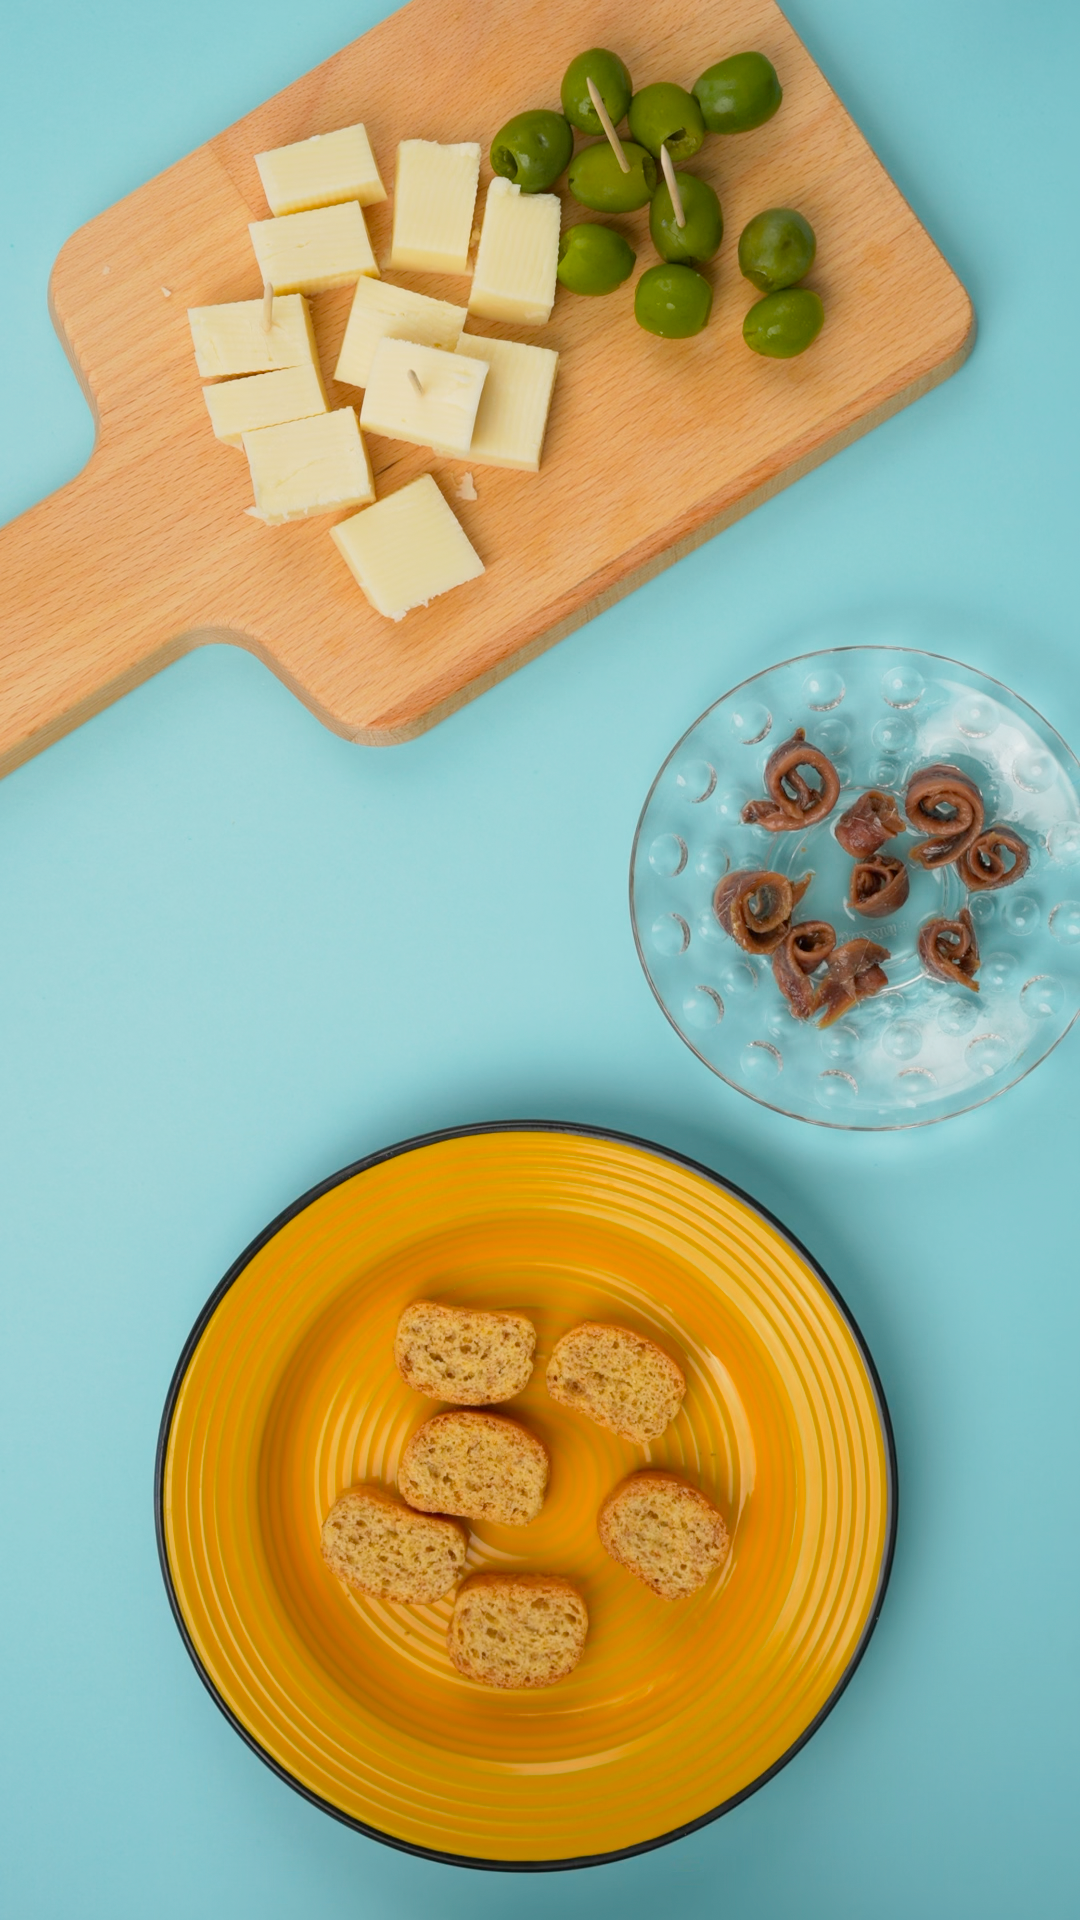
<box><xmin>360</xmin><ymin>338</ymin><xmax>487</xmax><ymax>458</ymax></box>
<box><xmin>334</xmin><ymin>278</ymin><xmax>467</xmax><ymax>389</ymax></box>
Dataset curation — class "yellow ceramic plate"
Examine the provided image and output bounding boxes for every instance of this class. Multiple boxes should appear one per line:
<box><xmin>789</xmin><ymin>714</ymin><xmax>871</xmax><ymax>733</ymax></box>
<box><xmin>157</xmin><ymin>1125</ymin><xmax>895</xmax><ymax>1868</ymax></box>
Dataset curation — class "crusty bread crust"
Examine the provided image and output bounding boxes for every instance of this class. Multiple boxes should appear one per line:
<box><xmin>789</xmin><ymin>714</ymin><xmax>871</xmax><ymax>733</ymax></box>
<box><xmin>398</xmin><ymin>1410</ymin><xmax>549</xmax><ymax>1525</ymax></box>
<box><xmin>321</xmin><ymin>1484</ymin><xmax>468</xmax><ymax>1604</ymax></box>
<box><xmin>598</xmin><ymin>1470</ymin><xmax>730</xmax><ymax>1600</ymax></box>
<box><xmin>394</xmin><ymin>1300</ymin><xmax>536</xmax><ymax>1404</ymax></box>
<box><xmin>448</xmin><ymin>1573</ymin><xmax>588</xmax><ymax>1688</ymax></box>
<box><xmin>546</xmin><ymin>1322</ymin><xmax>686</xmax><ymax>1443</ymax></box>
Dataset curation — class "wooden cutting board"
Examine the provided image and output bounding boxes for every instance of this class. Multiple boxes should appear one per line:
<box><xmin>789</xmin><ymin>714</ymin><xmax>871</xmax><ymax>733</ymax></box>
<box><xmin>0</xmin><ymin>0</ymin><xmax>972</xmax><ymax>777</ymax></box>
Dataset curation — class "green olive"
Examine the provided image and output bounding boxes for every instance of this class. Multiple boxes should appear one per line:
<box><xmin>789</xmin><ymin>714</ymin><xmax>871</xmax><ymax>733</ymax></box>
<box><xmin>743</xmin><ymin>288</ymin><xmax>824</xmax><ymax>357</ymax></box>
<box><xmin>557</xmin><ymin>223</ymin><xmax>636</xmax><ymax>295</ymax></box>
<box><xmin>490</xmin><ymin>110</ymin><xmax>574</xmax><ymax>193</ymax></box>
<box><xmin>561</xmin><ymin>48</ymin><xmax>633</xmax><ymax>134</ymax></box>
<box><xmin>650</xmin><ymin>172</ymin><xmax>723</xmax><ymax>265</ymax></box>
<box><xmin>635</xmin><ymin>263</ymin><xmax>713</xmax><ymax>339</ymax></box>
<box><xmin>738</xmin><ymin>208</ymin><xmax>815</xmax><ymax>292</ymax></box>
<box><xmin>567</xmin><ymin>140</ymin><xmax>657</xmax><ymax>213</ymax></box>
<box><xmin>626</xmin><ymin>82</ymin><xmax>705</xmax><ymax>162</ymax></box>
<box><xmin>693</xmin><ymin>52</ymin><xmax>782</xmax><ymax>133</ymax></box>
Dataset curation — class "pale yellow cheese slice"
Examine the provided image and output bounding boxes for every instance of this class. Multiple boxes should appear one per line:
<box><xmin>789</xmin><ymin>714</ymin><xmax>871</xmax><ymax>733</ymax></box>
<box><xmin>359</xmin><ymin>338</ymin><xmax>487</xmax><ymax>458</ymax></box>
<box><xmin>255</xmin><ymin>124</ymin><xmax>386</xmax><ymax>215</ymax></box>
<box><xmin>468</xmin><ymin>177</ymin><xmax>560</xmax><ymax>325</ymax></box>
<box><xmin>249</xmin><ymin>203</ymin><xmax>378</xmax><ymax>294</ymax></box>
<box><xmin>335</xmin><ymin>278</ymin><xmax>468</xmax><ymax>389</ymax></box>
<box><xmin>202</xmin><ymin>362</ymin><xmax>328</xmax><ymax>447</ymax></box>
<box><xmin>390</xmin><ymin>140</ymin><xmax>481</xmax><ymax>275</ymax></box>
<box><xmin>187</xmin><ymin>294</ymin><xmax>317</xmax><ymax>378</ymax></box>
<box><xmin>331</xmin><ymin>474</ymin><xmax>483</xmax><ymax>620</ymax></box>
<box><xmin>242</xmin><ymin>409</ymin><xmax>375</xmax><ymax>522</ymax></box>
<box><xmin>453</xmin><ymin>334</ymin><xmax>559</xmax><ymax>471</ymax></box>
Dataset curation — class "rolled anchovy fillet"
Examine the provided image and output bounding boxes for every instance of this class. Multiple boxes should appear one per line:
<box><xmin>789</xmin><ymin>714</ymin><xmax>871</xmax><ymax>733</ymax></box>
<box><xmin>834</xmin><ymin>788</ymin><xmax>904</xmax><ymax>858</ymax></box>
<box><xmin>849</xmin><ymin>853</ymin><xmax>909</xmax><ymax>919</ymax></box>
<box><xmin>905</xmin><ymin>763</ymin><xmax>984</xmax><ymax>868</ymax></box>
<box><xmin>813</xmin><ymin>938</ymin><xmax>890</xmax><ymax>1028</ymax></box>
<box><xmin>956</xmin><ymin>824</ymin><xmax>1030</xmax><ymax>892</ymax></box>
<box><xmin>772</xmin><ymin>920</ymin><xmax>836</xmax><ymax>1018</ymax></box>
<box><xmin>918</xmin><ymin>907</ymin><xmax>980</xmax><ymax>991</ymax></box>
<box><xmin>713</xmin><ymin>868</ymin><xmax>812</xmax><ymax>955</ymax></box>
<box><xmin>741</xmin><ymin>728</ymin><xmax>841</xmax><ymax>831</ymax></box>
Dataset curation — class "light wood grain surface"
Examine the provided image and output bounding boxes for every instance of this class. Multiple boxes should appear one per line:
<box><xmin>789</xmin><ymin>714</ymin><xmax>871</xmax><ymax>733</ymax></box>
<box><xmin>0</xmin><ymin>0</ymin><xmax>972</xmax><ymax>776</ymax></box>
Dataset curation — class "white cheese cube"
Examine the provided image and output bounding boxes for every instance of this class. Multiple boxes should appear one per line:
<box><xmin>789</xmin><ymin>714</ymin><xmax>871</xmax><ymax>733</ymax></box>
<box><xmin>335</xmin><ymin>278</ymin><xmax>468</xmax><ymax>389</ymax></box>
<box><xmin>250</xmin><ymin>203</ymin><xmax>378</xmax><ymax>294</ymax></box>
<box><xmin>453</xmin><ymin>334</ymin><xmax>559</xmax><ymax>471</ymax></box>
<box><xmin>331</xmin><ymin>474</ymin><xmax>483</xmax><ymax>620</ymax></box>
<box><xmin>390</xmin><ymin>140</ymin><xmax>481</xmax><ymax>275</ymax></box>
<box><xmin>359</xmin><ymin>338</ymin><xmax>487</xmax><ymax>458</ymax></box>
<box><xmin>242</xmin><ymin>409</ymin><xmax>375</xmax><ymax>522</ymax></box>
<box><xmin>187</xmin><ymin>294</ymin><xmax>317</xmax><ymax>378</ymax></box>
<box><xmin>255</xmin><ymin>124</ymin><xmax>386</xmax><ymax>215</ymax></box>
<box><xmin>468</xmin><ymin>177</ymin><xmax>560</xmax><ymax>325</ymax></box>
<box><xmin>202</xmin><ymin>362</ymin><xmax>328</xmax><ymax>447</ymax></box>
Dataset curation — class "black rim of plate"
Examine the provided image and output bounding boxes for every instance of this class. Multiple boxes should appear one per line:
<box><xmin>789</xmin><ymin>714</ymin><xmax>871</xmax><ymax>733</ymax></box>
<box><xmin>155</xmin><ymin>1119</ymin><xmax>898</xmax><ymax>1873</ymax></box>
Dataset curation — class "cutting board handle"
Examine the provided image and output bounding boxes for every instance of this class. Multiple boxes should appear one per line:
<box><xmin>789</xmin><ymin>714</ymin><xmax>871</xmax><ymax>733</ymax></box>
<box><xmin>0</xmin><ymin>456</ymin><xmax>203</xmax><ymax>778</ymax></box>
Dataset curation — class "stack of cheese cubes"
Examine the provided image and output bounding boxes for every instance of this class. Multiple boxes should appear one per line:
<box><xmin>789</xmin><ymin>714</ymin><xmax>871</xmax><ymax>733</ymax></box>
<box><xmin>186</xmin><ymin>123</ymin><xmax>563</xmax><ymax>623</ymax></box>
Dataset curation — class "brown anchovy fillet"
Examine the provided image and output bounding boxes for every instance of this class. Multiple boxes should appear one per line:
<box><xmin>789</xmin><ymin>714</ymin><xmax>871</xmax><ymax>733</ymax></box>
<box><xmin>742</xmin><ymin>728</ymin><xmax>842</xmax><ymax>832</ymax></box>
<box><xmin>955</xmin><ymin>825</ymin><xmax>1030</xmax><ymax>892</ymax></box>
<box><xmin>849</xmin><ymin>854</ymin><xmax>910</xmax><ymax>919</ymax></box>
<box><xmin>905</xmin><ymin>763</ymin><xmax>985</xmax><ymax>869</ymax></box>
<box><xmin>772</xmin><ymin>920</ymin><xmax>836</xmax><ymax>1018</ymax></box>
<box><xmin>713</xmin><ymin>869</ymin><xmax>812</xmax><ymax>955</ymax></box>
<box><xmin>918</xmin><ymin>907</ymin><xmax>980</xmax><ymax>991</ymax></box>
<box><xmin>835</xmin><ymin>789</ymin><xmax>904</xmax><ymax>858</ymax></box>
<box><xmin>813</xmin><ymin>939</ymin><xmax>891</xmax><ymax>1028</ymax></box>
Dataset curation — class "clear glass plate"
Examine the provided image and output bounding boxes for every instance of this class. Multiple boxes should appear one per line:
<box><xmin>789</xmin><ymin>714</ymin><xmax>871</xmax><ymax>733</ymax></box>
<box><xmin>630</xmin><ymin>647</ymin><xmax>1080</xmax><ymax>1129</ymax></box>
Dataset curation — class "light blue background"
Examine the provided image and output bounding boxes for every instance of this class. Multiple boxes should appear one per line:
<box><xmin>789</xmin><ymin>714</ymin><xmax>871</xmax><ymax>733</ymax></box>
<box><xmin>1</xmin><ymin>3</ymin><xmax>1077</xmax><ymax>1914</ymax></box>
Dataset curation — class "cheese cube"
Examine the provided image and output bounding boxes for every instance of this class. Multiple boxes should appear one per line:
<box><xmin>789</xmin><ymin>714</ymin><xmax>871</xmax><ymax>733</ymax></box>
<box><xmin>454</xmin><ymin>334</ymin><xmax>559</xmax><ymax>471</ymax></box>
<box><xmin>202</xmin><ymin>363</ymin><xmax>327</xmax><ymax>447</ymax></box>
<box><xmin>255</xmin><ymin>124</ymin><xmax>386</xmax><ymax>215</ymax></box>
<box><xmin>242</xmin><ymin>409</ymin><xmax>375</xmax><ymax>522</ymax></box>
<box><xmin>187</xmin><ymin>293</ymin><xmax>317</xmax><ymax>378</ymax></box>
<box><xmin>250</xmin><ymin>203</ymin><xmax>378</xmax><ymax>294</ymax></box>
<box><xmin>359</xmin><ymin>338</ymin><xmax>487</xmax><ymax>458</ymax></box>
<box><xmin>335</xmin><ymin>278</ymin><xmax>468</xmax><ymax>389</ymax></box>
<box><xmin>331</xmin><ymin>474</ymin><xmax>483</xmax><ymax>621</ymax></box>
<box><xmin>390</xmin><ymin>140</ymin><xmax>481</xmax><ymax>275</ymax></box>
<box><xmin>468</xmin><ymin>177</ymin><xmax>560</xmax><ymax>325</ymax></box>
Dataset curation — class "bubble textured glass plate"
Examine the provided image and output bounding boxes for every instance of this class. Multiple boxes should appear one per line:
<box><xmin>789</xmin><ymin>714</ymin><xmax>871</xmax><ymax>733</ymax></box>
<box><xmin>631</xmin><ymin>648</ymin><xmax>1080</xmax><ymax>1128</ymax></box>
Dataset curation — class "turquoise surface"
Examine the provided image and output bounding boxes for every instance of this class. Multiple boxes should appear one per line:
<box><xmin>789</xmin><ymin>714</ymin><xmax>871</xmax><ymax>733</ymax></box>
<box><xmin>1</xmin><ymin>2</ymin><xmax>1077</xmax><ymax>1913</ymax></box>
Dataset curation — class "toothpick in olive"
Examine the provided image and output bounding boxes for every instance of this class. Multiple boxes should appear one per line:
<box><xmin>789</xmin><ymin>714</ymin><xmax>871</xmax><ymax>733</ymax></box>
<box><xmin>561</xmin><ymin>48</ymin><xmax>632</xmax><ymax>134</ymax></box>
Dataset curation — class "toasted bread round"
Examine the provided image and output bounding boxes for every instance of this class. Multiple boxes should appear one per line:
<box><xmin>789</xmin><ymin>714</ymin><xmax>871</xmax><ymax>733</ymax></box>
<box><xmin>598</xmin><ymin>1470</ymin><xmax>730</xmax><ymax>1600</ymax></box>
<box><xmin>546</xmin><ymin>1322</ymin><xmax>686</xmax><ymax>1443</ymax></box>
<box><xmin>448</xmin><ymin>1573</ymin><xmax>588</xmax><ymax>1688</ymax></box>
<box><xmin>398</xmin><ymin>1411</ymin><xmax>548</xmax><ymax>1526</ymax></box>
<box><xmin>321</xmin><ymin>1485</ymin><xmax>468</xmax><ymax>1604</ymax></box>
<box><xmin>394</xmin><ymin>1300</ymin><xmax>536</xmax><ymax>1404</ymax></box>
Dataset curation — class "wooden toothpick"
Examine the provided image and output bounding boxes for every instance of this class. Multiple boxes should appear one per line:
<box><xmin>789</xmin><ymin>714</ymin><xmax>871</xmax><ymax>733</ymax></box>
<box><xmin>586</xmin><ymin>75</ymin><xmax>630</xmax><ymax>173</ymax></box>
<box><xmin>261</xmin><ymin>280</ymin><xmax>274</xmax><ymax>332</ymax></box>
<box><xmin>407</xmin><ymin>368</ymin><xmax>424</xmax><ymax>397</ymax></box>
<box><xmin>660</xmin><ymin>144</ymin><xmax>686</xmax><ymax>228</ymax></box>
